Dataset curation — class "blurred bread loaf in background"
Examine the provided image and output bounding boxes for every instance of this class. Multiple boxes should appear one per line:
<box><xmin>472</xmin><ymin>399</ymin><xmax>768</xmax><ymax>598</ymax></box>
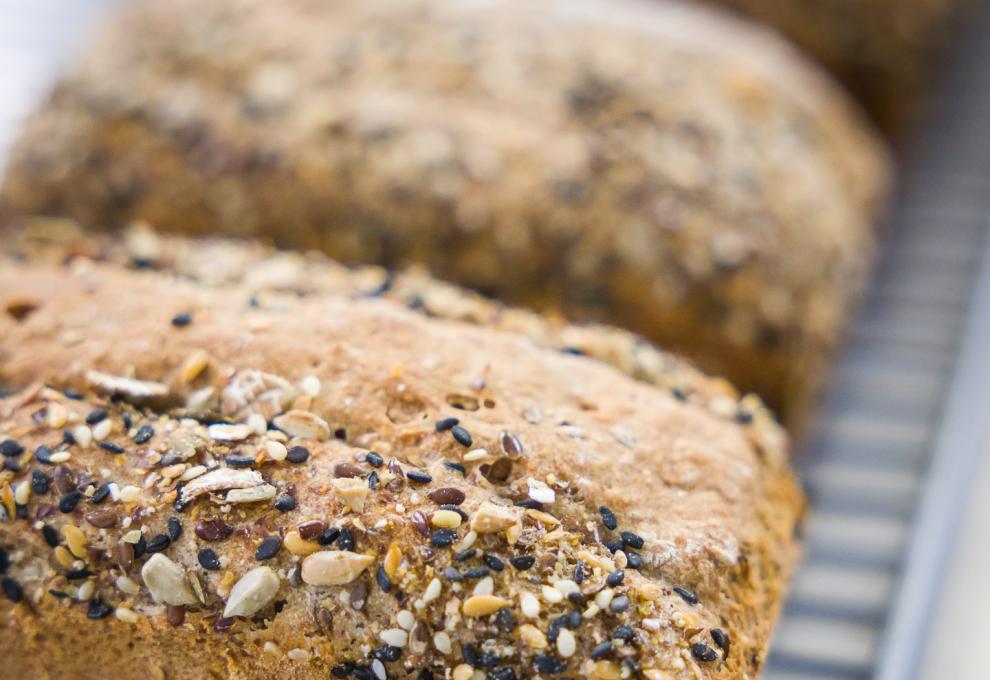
<box><xmin>701</xmin><ymin>0</ymin><xmax>970</xmax><ymax>134</ymax></box>
<box><xmin>0</xmin><ymin>0</ymin><xmax>891</xmax><ymax>427</ymax></box>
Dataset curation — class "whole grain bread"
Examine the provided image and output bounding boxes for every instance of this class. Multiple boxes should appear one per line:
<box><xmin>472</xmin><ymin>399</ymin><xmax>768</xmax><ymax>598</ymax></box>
<box><xmin>0</xmin><ymin>0</ymin><xmax>890</xmax><ymax>428</ymax></box>
<box><xmin>0</xmin><ymin>224</ymin><xmax>803</xmax><ymax>679</ymax></box>
<box><xmin>705</xmin><ymin>0</ymin><xmax>968</xmax><ymax>134</ymax></box>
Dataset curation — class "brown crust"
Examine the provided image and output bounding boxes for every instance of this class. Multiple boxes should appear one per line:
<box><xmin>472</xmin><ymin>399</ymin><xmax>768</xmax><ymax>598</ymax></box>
<box><xmin>0</xmin><ymin>227</ymin><xmax>803</xmax><ymax>679</ymax></box>
<box><xmin>0</xmin><ymin>0</ymin><xmax>890</xmax><ymax>427</ymax></box>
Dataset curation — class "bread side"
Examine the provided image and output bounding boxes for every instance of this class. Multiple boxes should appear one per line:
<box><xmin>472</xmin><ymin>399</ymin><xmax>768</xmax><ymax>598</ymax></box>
<box><xmin>0</xmin><ymin>0</ymin><xmax>890</xmax><ymax>426</ymax></box>
<box><xmin>0</xmin><ymin>243</ymin><xmax>803</xmax><ymax>678</ymax></box>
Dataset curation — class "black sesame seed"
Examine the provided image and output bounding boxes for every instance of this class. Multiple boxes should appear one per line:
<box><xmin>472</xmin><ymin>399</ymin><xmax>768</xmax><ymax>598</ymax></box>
<box><xmin>85</xmin><ymin>408</ymin><xmax>109</xmax><ymax>425</ymax></box>
<box><xmin>599</xmin><ymin>505</ymin><xmax>618</xmax><ymax>531</ymax></box>
<box><xmin>286</xmin><ymin>446</ymin><xmax>310</xmax><ymax>464</ymax></box>
<box><xmin>450</xmin><ymin>425</ymin><xmax>472</xmax><ymax>447</ymax></box>
<box><xmin>145</xmin><ymin>534</ymin><xmax>171</xmax><ymax>554</ymax></box>
<box><xmin>331</xmin><ymin>666</ymin><xmax>351</xmax><ymax>678</ymax></box>
<box><xmin>63</xmin><ymin>389</ymin><xmax>84</xmax><ymax>400</ymax></box>
<box><xmin>463</xmin><ymin>567</ymin><xmax>490</xmax><ymax>580</ymax></box>
<box><xmin>483</xmin><ymin>554</ymin><xmax>505</xmax><ymax>572</ymax></box>
<box><xmin>442</xmin><ymin>567</ymin><xmax>463</xmax><ymax>582</ymax></box>
<box><xmin>99</xmin><ymin>442</ymin><xmax>125</xmax><ymax>454</ymax></box>
<box><xmin>590</xmin><ymin>641</ymin><xmax>613</xmax><ymax>660</ymax></box>
<box><xmin>334</xmin><ymin>428</ymin><xmax>347</xmax><ymax>440</ymax></box>
<box><xmin>462</xmin><ymin>643</ymin><xmax>481</xmax><ymax>667</ymax></box>
<box><xmin>440</xmin><ymin>504</ymin><xmax>469</xmax><ymax>521</ymax></box>
<box><xmin>495</xmin><ymin>607</ymin><xmax>516</xmax><ymax>633</ymax></box>
<box><xmin>48</xmin><ymin>589</ymin><xmax>70</xmax><ymax>599</ymax></box>
<box><xmin>453</xmin><ymin>548</ymin><xmax>477</xmax><ymax>562</ymax></box>
<box><xmin>41</xmin><ymin>524</ymin><xmax>59</xmax><ymax>547</ymax></box>
<box><xmin>0</xmin><ymin>548</ymin><xmax>7</xmax><ymax>573</ymax></box>
<box><xmin>59</xmin><ymin>490</ymin><xmax>82</xmax><ymax>513</ymax></box>
<box><xmin>606</xmin><ymin>569</ymin><xmax>625</xmax><ymax>587</ymax></box>
<box><xmin>365</xmin><ymin>451</ymin><xmax>384</xmax><ymax>467</ymax></box>
<box><xmin>256</xmin><ymin>536</ymin><xmax>282</xmax><ymax>561</ymax></box>
<box><xmin>171</xmin><ymin>312</ymin><xmax>193</xmax><ymax>327</ymax></box>
<box><xmin>91</xmin><ymin>482</ymin><xmax>112</xmax><ymax>504</ymax></box>
<box><xmin>2</xmin><ymin>577</ymin><xmax>23</xmax><ymax>602</ymax></box>
<box><xmin>510</xmin><ymin>555</ymin><xmax>535</xmax><ymax>570</ymax></box>
<box><xmin>133</xmin><ymin>535</ymin><xmax>148</xmax><ymax>559</ymax></box>
<box><xmin>489</xmin><ymin>669</ymin><xmax>516</xmax><ymax>680</ymax></box>
<box><xmin>34</xmin><ymin>445</ymin><xmax>55</xmax><ymax>465</ymax></box>
<box><xmin>373</xmin><ymin>644</ymin><xmax>402</xmax><ymax>663</ymax></box>
<box><xmin>225</xmin><ymin>454</ymin><xmax>256</xmax><ymax>468</ymax></box>
<box><xmin>533</xmin><ymin>654</ymin><xmax>566</xmax><ymax>673</ymax></box>
<box><xmin>317</xmin><ymin>527</ymin><xmax>341</xmax><ymax>546</ymax></box>
<box><xmin>573</xmin><ymin>561</ymin><xmax>586</xmax><ymax>584</ymax></box>
<box><xmin>31</xmin><ymin>469</ymin><xmax>50</xmax><ymax>495</ymax></box>
<box><xmin>605</xmin><ymin>539</ymin><xmax>623</xmax><ymax>554</ymax></box>
<box><xmin>443</xmin><ymin>461</ymin><xmax>467</xmax><ymax>475</ymax></box>
<box><xmin>167</xmin><ymin>516</ymin><xmax>183</xmax><ymax>542</ymax></box>
<box><xmin>711</xmin><ymin>627</ymin><xmax>729</xmax><ymax>651</ymax></box>
<box><xmin>736</xmin><ymin>410</ymin><xmax>754</xmax><ymax>424</ymax></box>
<box><xmin>4</xmin><ymin>458</ymin><xmax>20</xmax><ymax>473</ymax></box>
<box><xmin>368</xmin><ymin>471</ymin><xmax>379</xmax><ymax>489</ymax></box>
<box><xmin>673</xmin><ymin>586</ymin><xmax>698</xmax><ymax>605</ymax></box>
<box><xmin>376</xmin><ymin>566</ymin><xmax>392</xmax><ymax>593</ymax></box>
<box><xmin>134</xmin><ymin>424</ymin><xmax>155</xmax><ymax>445</ymax></box>
<box><xmin>612</xmin><ymin>625</ymin><xmax>636</xmax><ymax>642</ymax></box>
<box><xmin>620</xmin><ymin>531</ymin><xmax>644</xmax><ymax>549</ymax></box>
<box><xmin>198</xmin><ymin>548</ymin><xmax>222</xmax><ymax>570</ymax></box>
<box><xmin>274</xmin><ymin>494</ymin><xmax>297</xmax><ymax>512</ymax></box>
<box><xmin>514</xmin><ymin>499</ymin><xmax>543</xmax><ymax>510</ymax></box>
<box><xmin>609</xmin><ymin>595</ymin><xmax>630</xmax><ymax>614</ymax></box>
<box><xmin>0</xmin><ymin>439</ymin><xmax>24</xmax><ymax>457</ymax></box>
<box><xmin>691</xmin><ymin>642</ymin><xmax>718</xmax><ymax>662</ymax></box>
<box><xmin>87</xmin><ymin>598</ymin><xmax>114</xmax><ymax>619</ymax></box>
<box><xmin>337</xmin><ymin>528</ymin><xmax>355</xmax><ymax>551</ymax></box>
<box><xmin>66</xmin><ymin>568</ymin><xmax>91</xmax><ymax>581</ymax></box>
<box><xmin>435</xmin><ymin>417</ymin><xmax>459</xmax><ymax>432</ymax></box>
<box><xmin>567</xmin><ymin>591</ymin><xmax>586</xmax><ymax>606</ymax></box>
<box><xmin>626</xmin><ymin>552</ymin><xmax>643</xmax><ymax>570</ymax></box>
<box><xmin>430</xmin><ymin>529</ymin><xmax>457</xmax><ymax>548</ymax></box>
<box><xmin>406</xmin><ymin>470</ymin><xmax>432</xmax><ymax>484</ymax></box>
<box><xmin>122</xmin><ymin>413</ymin><xmax>132</xmax><ymax>430</ymax></box>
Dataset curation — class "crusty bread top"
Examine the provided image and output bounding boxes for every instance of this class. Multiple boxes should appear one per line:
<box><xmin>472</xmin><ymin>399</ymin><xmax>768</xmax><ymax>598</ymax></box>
<box><xmin>0</xmin><ymin>224</ymin><xmax>802</xmax><ymax>678</ymax></box>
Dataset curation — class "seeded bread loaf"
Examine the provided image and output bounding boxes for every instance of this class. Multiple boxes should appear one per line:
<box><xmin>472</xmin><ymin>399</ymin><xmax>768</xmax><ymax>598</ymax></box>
<box><xmin>705</xmin><ymin>0</ymin><xmax>968</xmax><ymax>133</ymax></box>
<box><xmin>0</xmin><ymin>0</ymin><xmax>890</xmax><ymax>428</ymax></box>
<box><xmin>0</xmin><ymin>225</ymin><xmax>804</xmax><ymax>679</ymax></box>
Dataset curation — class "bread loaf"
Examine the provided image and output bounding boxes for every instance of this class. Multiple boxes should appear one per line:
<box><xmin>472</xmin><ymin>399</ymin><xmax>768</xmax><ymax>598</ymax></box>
<box><xmin>0</xmin><ymin>0</ymin><xmax>890</xmax><ymax>428</ymax></box>
<box><xmin>705</xmin><ymin>0</ymin><xmax>967</xmax><ymax>133</ymax></box>
<box><xmin>0</xmin><ymin>224</ymin><xmax>803</xmax><ymax>678</ymax></box>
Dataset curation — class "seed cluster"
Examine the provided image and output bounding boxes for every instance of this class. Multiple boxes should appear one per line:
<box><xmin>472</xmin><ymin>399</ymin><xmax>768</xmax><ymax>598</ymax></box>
<box><xmin>0</xmin><ymin>363</ymin><xmax>733</xmax><ymax>678</ymax></box>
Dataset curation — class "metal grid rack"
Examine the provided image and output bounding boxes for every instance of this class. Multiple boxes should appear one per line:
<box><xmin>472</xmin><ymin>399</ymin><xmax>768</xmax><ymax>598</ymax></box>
<box><xmin>4</xmin><ymin>2</ymin><xmax>990</xmax><ymax>679</ymax></box>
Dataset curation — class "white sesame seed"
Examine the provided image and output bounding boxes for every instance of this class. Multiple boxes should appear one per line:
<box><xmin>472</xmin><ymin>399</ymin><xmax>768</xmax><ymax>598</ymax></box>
<box><xmin>115</xmin><ymin>607</ymin><xmax>139</xmax><ymax>623</ymax></box>
<box><xmin>49</xmin><ymin>451</ymin><xmax>71</xmax><ymax>464</ymax></box>
<box><xmin>247</xmin><ymin>413</ymin><xmax>268</xmax><ymax>435</ymax></box>
<box><xmin>72</xmin><ymin>425</ymin><xmax>93</xmax><ymax>448</ymax></box>
<box><xmin>181</xmin><ymin>465</ymin><xmax>207</xmax><ymax>481</ymax></box>
<box><xmin>286</xmin><ymin>648</ymin><xmax>311</xmax><ymax>662</ymax></box>
<box><xmin>521</xmin><ymin>591</ymin><xmax>541</xmax><ymax>618</ymax></box>
<box><xmin>553</xmin><ymin>579</ymin><xmax>579</xmax><ymax>597</ymax></box>
<box><xmin>13</xmin><ymin>481</ymin><xmax>30</xmax><ymax>506</ymax></box>
<box><xmin>371</xmin><ymin>659</ymin><xmax>387</xmax><ymax>680</ymax></box>
<box><xmin>422</xmin><ymin>577</ymin><xmax>442</xmax><ymax>604</ymax></box>
<box><xmin>473</xmin><ymin>576</ymin><xmax>494</xmax><ymax>597</ymax></box>
<box><xmin>595</xmin><ymin>588</ymin><xmax>614</xmax><ymax>609</ymax></box>
<box><xmin>397</xmin><ymin>610</ymin><xmax>415</xmax><ymax>630</ymax></box>
<box><xmin>265</xmin><ymin>440</ymin><xmax>287</xmax><ymax>461</ymax></box>
<box><xmin>463</xmin><ymin>448</ymin><xmax>489</xmax><ymax>462</ymax></box>
<box><xmin>380</xmin><ymin>628</ymin><xmax>408</xmax><ymax>648</ymax></box>
<box><xmin>642</xmin><ymin>618</ymin><xmax>661</xmax><ymax>631</ymax></box>
<box><xmin>119</xmin><ymin>485</ymin><xmax>142</xmax><ymax>502</ymax></box>
<box><xmin>542</xmin><ymin>585</ymin><xmax>564</xmax><ymax>603</ymax></box>
<box><xmin>527</xmin><ymin>477</ymin><xmax>556</xmax><ymax>504</ymax></box>
<box><xmin>556</xmin><ymin>628</ymin><xmax>576</xmax><ymax>658</ymax></box>
<box><xmin>116</xmin><ymin>576</ymin><xmax>140</xmax><ymax>595</ymax></box>
<box><xmin>122</xmin><ymin>529</ymin><xmax>143</xmax><ymax>544</ymax></box>
<box><xmin>454</xmin><ymin>531</ymin><xmax>477</xmax><ymax>552</ymax></box>
<box><xmin>300</xmin><ymin>375</ymin><xmax>321</xmax><ymax>397</ymax></box>
<box><xmin>433</xmin><ymin>631</ymin><xmax>452</xmax><ymax>654</ymax></box>
<box><xmin>91</xmin><ymin>419</ymin><xmax>112</xmax><ymax>441</ymax></box>
<box><xmin>76</xmin><ymin>580</ymin><xmax>95</xmax><ymax>601</ymax></box>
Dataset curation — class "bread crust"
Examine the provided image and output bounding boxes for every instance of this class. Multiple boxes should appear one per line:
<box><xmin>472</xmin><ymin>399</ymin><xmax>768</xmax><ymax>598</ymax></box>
<box><xmin>0</xmin><ymin>226</ymin><xmax>803</xmax><ymax>679</ymax></box>
<box><xmin>0</xmin><ymin>0</ymin><xmax>890</xmax><ymax>427</ymax></box>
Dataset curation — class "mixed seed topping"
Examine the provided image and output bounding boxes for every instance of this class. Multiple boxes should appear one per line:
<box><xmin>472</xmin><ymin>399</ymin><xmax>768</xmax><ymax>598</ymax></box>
<box><xmin>0</xmin><ymin>362</ymin><xmax>738</xmax><ymax>679</ymax></box>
